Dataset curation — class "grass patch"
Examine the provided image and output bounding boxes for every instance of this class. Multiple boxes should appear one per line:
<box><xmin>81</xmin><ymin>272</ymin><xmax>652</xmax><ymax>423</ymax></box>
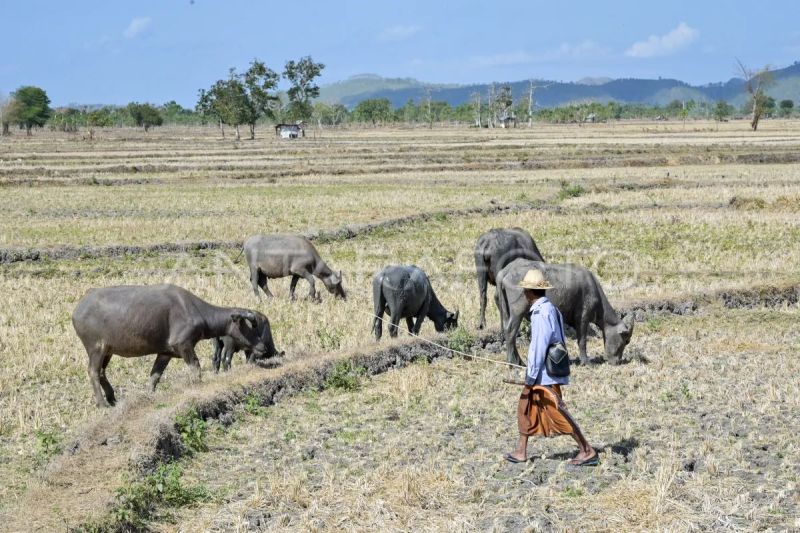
<box><xmin>557</xmin><ymin>181</ymin><xmax>585</xmax><ymax>200</ymax></box>
<box><xmin>243</xmin><ymin>392</ymin><xmax>266</xmax><ymax>417</ymax></box>
<box><xmin>34</xmin><ymin>428</ymin><xmax>62</xmax><ymax>466</ymax></box>
<box><xmin>79</xmin><ymin>463</ymin><xmax>209</xmax><ymax>532</ymax></box>
<box><xmin>174</xmin><ymin>408</ymin><xmax>208</xmax><ymax>455</ymax></box>
<box><xmin>729</xmin><ymin>195</ymin><xmax>766</xmax><ymax>210</ymax></box>
<box><xmin>324</xmin><ymin>361</ymin><xmax>366</xmax><ymax>392</ymax></box>
<box><xmin>447</xmin><ymin>325</ymin><xmax>475</xmax><ymax>354</ymax></box>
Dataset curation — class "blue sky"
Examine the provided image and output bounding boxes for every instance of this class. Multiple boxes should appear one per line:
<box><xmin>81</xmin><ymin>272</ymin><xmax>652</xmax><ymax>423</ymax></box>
<box><xmin>2</xmin><ymin>0</ymin><xmax>799</xmax><ymax>107</ymax></box>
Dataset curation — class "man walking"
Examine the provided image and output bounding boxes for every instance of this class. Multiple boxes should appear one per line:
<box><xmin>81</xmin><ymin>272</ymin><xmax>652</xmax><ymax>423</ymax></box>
<box><xmin>505</xmin><ymin>269</ymin><xmax>598</xmax><ymax>466</ymax></box>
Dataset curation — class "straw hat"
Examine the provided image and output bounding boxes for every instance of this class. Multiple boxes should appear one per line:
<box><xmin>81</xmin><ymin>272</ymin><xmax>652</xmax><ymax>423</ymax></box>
<box><xmin>518</xmin><ymin>269</ymin><xmax>553</xmax><ymax>290</ymax></box>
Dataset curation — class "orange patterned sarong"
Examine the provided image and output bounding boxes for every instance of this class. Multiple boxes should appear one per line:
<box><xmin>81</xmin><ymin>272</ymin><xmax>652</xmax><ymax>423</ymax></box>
<box><xmin>517</xmin><ymin>384</ymin><xmax>576</xmax><ymax>437</ymax></box>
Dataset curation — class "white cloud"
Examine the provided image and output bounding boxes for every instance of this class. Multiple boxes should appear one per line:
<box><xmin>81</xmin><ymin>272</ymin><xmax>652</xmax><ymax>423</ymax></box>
<box><xmin>471</xmin><ymin>41</ymin><xmax>607</xmax><ymax>67</ymax></box>
<box><xmin>124</xmin><ymin>17</ymin><xmax>151</xmax><ymax>39</ymax></box>
<box><xmin>625</xmin><ymin>22</ymin><xmax>698</xmax><ymax>58</ymax></box>
<box><xmin>553</xmin><ymin>41</ymin><xmax>608</xmax><ymax>60</ymax></box>
<box><xmin>378</xmin><ymin>25</ymin><xmax>421</xmax><ymax>42</ymax></box>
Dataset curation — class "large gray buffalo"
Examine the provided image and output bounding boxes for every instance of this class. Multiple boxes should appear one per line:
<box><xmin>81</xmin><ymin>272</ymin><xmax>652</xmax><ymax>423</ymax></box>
<box><xmin>474</xmin><ymin>228</ymin><xmax>545</xmax><ymax>330</ymax></box>
<box><xmin>496</xmin><ymin>259</ymin><xmax>634</xmax><ymax>366</ymax></box>
<box><xmin>372</xmin><ymin>265</ymin><xmax>459</xmax><ymax>340</ymax></box>
<box><xmin>72</xmin><ymin>284</ymin><xmax>279</xmax><ymax>407</ymax></box>
<box><xmin>244</xmin><ymin>234</ymin><xmax>346</xmax><ymax>302</ymax></box>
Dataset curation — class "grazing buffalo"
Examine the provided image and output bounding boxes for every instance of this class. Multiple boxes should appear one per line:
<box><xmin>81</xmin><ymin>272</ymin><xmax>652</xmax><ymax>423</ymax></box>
<box><xmin>244</xmin><ymin>234</ymin><xmax>346</xmax><ymax>302</ymax></box>
<box><xmin>474</xmin><ymin>228</ymin><xmax>545</xmax><ymax>330</ymax></box>
<box><xmin>211</xmin><ymin>335</ymin><xmax>284</xmax><ymax>372</ymax></box>
<box><xmin>372</xmin><ymin>265</ymin><xmax>459</xmax><ymax>340</ymax></box>
<box><xmin>496</xmin><ymin>259</ymin><xmax>634</xmax><ymax>366</ymax></box>
<box><xmin>72</xmin><ymin>284</ymin><xmax>278</xmax><ymax>407</ymax></box>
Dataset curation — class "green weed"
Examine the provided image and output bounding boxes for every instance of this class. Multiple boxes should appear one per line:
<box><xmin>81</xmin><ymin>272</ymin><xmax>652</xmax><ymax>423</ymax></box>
<box><xmin>324</xmin><ymin>361</ymin><xmax>366</xmax><ymax>392</ymax></box>
<box><xmin>112</xmin><ymin>464</ymin><xmax>208</xmax><ymax>530</ymax></box>
<box><xmin>557</xmin><ymin>181</ymin><xmax>585</xmax><ymax>200</ymax></box>
<box><xmin>34</xmin><ymin>429</ymin><xmax>62</xmax><ymax>465</ymax></box>
<box><xmin>447</xmin><ymin>325</ymin><xmax>475</xmax><ymax>354</ymax></box>
<box><xmin>174</xmin><ymin>408</ymin><xmax>208</xmax><ymax>455</ymax></box>
<box><xmin>243</xmin><ymin>392</ymin><xmax>266</xmax><ymax>417</ymax></box>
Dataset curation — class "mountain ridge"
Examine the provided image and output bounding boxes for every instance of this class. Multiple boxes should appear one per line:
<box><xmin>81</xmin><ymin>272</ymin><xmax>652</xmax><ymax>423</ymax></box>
<box><xmin>319</xmin><ymin>62</ymin><xmax>800</xmax><ymax>109</ymax></box>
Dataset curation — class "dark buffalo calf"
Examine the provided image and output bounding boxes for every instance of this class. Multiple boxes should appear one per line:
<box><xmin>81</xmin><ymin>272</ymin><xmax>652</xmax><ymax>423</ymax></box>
<box><xmin>372</xmin><ymin>265</ymin><xmax>459</xmax><ymax>340</ymax></box>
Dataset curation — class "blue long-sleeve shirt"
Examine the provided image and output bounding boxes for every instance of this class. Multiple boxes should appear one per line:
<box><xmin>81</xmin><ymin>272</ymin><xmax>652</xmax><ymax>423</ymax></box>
<box><xmin>526</xmin><ymin>296</ymin><xmax>570</xmax><ymax>386</ymax></box>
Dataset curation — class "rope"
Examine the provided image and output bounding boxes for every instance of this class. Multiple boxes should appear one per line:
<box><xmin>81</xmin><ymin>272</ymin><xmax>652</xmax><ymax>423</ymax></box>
<box><xmin>359</xmin><ymin>308</ymin><xmax>526</xmax><ymax>369</ymax></box>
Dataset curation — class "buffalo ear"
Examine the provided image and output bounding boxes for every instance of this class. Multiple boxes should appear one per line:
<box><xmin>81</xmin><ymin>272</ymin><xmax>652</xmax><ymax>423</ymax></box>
<box><xmin>231</xmin><ymin>311</ymin><xmax>257</xmax><ymax>327</ymax></box>
<box><xmin>622</xmin><ymin>313</ymin><xmax>635</xmax><ymax>336</ymax></box>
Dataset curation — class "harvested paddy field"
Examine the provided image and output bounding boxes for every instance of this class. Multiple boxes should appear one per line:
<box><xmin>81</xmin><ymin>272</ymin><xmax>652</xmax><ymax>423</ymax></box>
<box><xmin>1</xmin><ymin>120</ymin><xmax>799</xmax><ymax>531</ymax></box>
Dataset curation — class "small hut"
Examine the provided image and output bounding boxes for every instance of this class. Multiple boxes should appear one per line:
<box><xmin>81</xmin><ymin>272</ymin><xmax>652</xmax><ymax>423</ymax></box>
<box><xmin>498</xmin><ymin>115</ymin><xmax>517</xmax><ymax>128</ymax></box>
<box><xmin>275</xmin><ymin>123</ymin><xmax>305</xmax><ymax>139</ymax></box>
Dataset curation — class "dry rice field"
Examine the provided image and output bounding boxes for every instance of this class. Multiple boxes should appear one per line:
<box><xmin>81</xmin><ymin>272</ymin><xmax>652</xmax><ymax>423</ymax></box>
<box><xmin>1</xmin><ymin>121</ymin><xmax>799</xmax><ymax>531</ymax></box>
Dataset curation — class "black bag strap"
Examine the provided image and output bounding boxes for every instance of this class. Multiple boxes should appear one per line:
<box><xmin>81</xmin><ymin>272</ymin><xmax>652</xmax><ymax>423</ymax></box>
<box><xmin>554</xmin><ymin>307</ymin><xmax>566</xmax><ymax>345</ymax></box>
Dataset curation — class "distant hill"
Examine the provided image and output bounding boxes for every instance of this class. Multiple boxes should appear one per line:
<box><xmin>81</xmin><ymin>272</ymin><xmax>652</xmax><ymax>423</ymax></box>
<box><xmin>319</xmin><ymin>62</ymin><xmax>800</xmax><ymax>109</ymax></box>
<box><xmin>317</xmin><ymin>74</ymin><xmax>458</xmax><ymax>106</ymax></box>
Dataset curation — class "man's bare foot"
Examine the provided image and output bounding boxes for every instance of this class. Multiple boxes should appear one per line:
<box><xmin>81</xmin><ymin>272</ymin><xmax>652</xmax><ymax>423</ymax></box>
<box><xmin>568</xmin><ymin>448</ymin><xmax>598</xmax><ymax>466</ymax></box>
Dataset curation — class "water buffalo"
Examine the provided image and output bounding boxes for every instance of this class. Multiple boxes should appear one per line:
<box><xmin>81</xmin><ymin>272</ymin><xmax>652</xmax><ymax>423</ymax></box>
<box><xmin>372</xmin><ymin>265</ymin><xmax>459</xmax><ymax>340</ymax></box>
<box><xmin>244</xmin><ymin>234</ymin><xmax>346</xmax><ymax>302</ymax></box>
<box><xmin>72</xmin><ymin>284</ymin><xmax>278</xmax><ymax>407</ymax></box>
<box><xmin>496</xmin><ymin>259</ymin><xmax>634</xmax><ymax>366</ymax></box>
<box><xmin>474</xmin><ymin>228</ymin><xmax>545</xmax><ymax>330</ymax></box>
<box><xmin>211</xmin><ymin>335</ymin><xmax>284</xmax><ymax>372</ymax></box>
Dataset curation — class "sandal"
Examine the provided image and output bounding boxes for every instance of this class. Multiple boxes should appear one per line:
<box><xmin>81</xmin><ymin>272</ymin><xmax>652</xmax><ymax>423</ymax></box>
<box><xmin>568</xmin><ymin>452</ymin><xmax>599</xmax><ymax>467</ymax></box>
<box><xmin>504</xmin><ymin>453</ymin><xmax>528</xmax><ymax>464</ymax></box>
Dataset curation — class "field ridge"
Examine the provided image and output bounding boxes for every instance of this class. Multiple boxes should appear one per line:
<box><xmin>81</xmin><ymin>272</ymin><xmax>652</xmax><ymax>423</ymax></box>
<box><xmin>0</xmin><ymin>200</ymin><xmax>541</xmax><ymax>264</ymax></box>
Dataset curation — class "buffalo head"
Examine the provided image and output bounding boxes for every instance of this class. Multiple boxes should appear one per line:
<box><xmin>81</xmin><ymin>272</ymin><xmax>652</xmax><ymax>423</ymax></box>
<box><xmin>229</xmin><ymin>311</ymin><xmax>281</xmax><ymax>359</ymax></box>
<box><xmin>434</xmin><ymin>309</ymin><xmax>460</xmax><ymax>332</ymax></box>
<box><xmin>323</xmin><ymin>270</ymin><xmax>347</xmax><ymax>300</ymax></box>
<box><xmin>603</xmin><ymin>313</ymin><xmax>635</xmax><ymax>364</ymax></box>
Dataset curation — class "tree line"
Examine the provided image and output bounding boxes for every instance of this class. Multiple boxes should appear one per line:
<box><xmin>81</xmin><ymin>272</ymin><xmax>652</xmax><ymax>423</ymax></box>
<box><xmin>1</xmin><ymin>87</ymin><xmax>173</xmax><ymax>138</ymax></box>
<box><xmin>1</xmin><ymin>60</ymin><xmax>796</xmax><ymax>138</ymax></box>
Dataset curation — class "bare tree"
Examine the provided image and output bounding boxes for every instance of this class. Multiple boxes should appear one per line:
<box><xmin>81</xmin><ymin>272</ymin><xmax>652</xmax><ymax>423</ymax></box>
<box><xmin>525</xmin><ymin>81</ymin><xmax>550</xmax><ymax>127</ymax></box>
<box><xmin>424</xmin><ymin>86</ymin><xmax>433</xmax><ymax>129</ymax></box>
<box><xmin>487</xmin><ymin>84</ymin><xmax>496</xmax><ymax>128</ymax></box>
<box><xmin>471</xmin><ymin>91</ymin><xmax>482</xmax><ymax>127</ymax></box>
<box><xmin>737</xmin><ymin>59</ymin><xmax>774</xmax><ymax>131</ymax></box>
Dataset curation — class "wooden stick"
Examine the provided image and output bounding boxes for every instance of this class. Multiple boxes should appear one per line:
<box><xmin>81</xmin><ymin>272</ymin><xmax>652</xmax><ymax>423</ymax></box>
<box><xmin>502</xmin><ymin>378</ymin><xmax>527</xmax><ymax>386</ymax></box>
